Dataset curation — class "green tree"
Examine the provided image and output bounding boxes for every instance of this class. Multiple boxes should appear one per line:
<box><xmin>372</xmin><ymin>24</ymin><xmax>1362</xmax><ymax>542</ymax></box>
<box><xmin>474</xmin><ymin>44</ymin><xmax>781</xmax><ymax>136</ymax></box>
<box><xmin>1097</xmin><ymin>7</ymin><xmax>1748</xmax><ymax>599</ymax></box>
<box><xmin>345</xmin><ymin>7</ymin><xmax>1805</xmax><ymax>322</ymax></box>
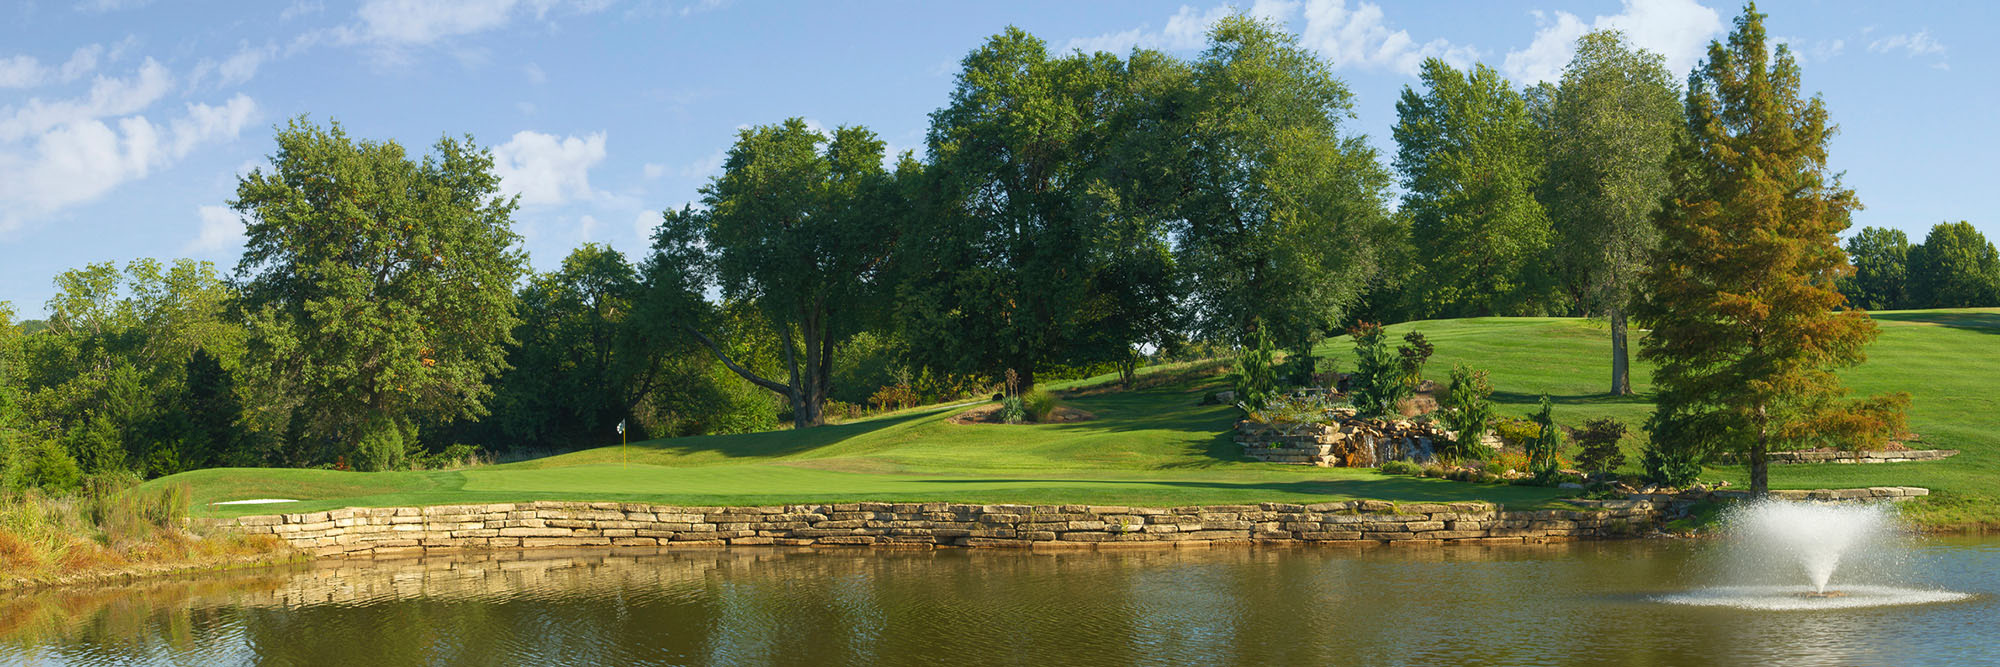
<box><xmin>1839</xmin><ymin>226</ymin><xmax>1912</xmax><ymax>310</ymax></box>
<box><xmin>12</xmin><ymin>260</ymin><xmax>241</xmax><ymax>476</ymax></box>
<box><xmin>1395</xmin><ymin>59</ymin><xmax>1556</xmax><ymax>317</ymax></box>
<box><xmin>902</xmin><ymin>29</ymin><xmax>1168</xmax><ymax>389</ymax></box>
<box><xmin>1907</xmin><ymin>221</ymin><xmax>2000</xmax><ymax>308</ymax></box>
<box><xmin>1169</xmin><ymin>15</ymin><xmax>1395</xmax><ymax>354</ymax></box>
<box><xmin>1635</xmin><ymin>4</ymin><xmax>1906</xmax><ymax>495</ymax></box>
<box><xmin>231</xmin><ymin>117</ymin><xmax>527</xmax><ymax>470</ymax></box>
<box><xmin>1544</xmin><ymin>30</ymin><xmax>1681</xmax><ymax>395</ymax></box>
<box><xmin>647</xmin><ymin>119</ymin><xmax>899</xmax><ymax>428</ymax></box>
<box><xmin>478</xmin><ymin>244</ymin><xmax>696</xmax><ymax>449</ymax></box>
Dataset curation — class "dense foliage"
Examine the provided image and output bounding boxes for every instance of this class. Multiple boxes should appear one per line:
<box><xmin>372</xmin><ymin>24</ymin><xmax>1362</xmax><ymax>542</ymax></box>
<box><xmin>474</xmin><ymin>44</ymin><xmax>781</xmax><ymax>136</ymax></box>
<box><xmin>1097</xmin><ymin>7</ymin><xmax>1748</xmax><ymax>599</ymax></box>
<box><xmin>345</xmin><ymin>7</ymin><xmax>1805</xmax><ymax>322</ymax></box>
<box><xmin>1635</xmin><ymin>4</ymin><xmax>1906</xmax><ymax>494</ymax></box>
<box><xmin>0</xmin><ymin>7</ymin><xmax>1978</xmax><ymax>490</ymax></box>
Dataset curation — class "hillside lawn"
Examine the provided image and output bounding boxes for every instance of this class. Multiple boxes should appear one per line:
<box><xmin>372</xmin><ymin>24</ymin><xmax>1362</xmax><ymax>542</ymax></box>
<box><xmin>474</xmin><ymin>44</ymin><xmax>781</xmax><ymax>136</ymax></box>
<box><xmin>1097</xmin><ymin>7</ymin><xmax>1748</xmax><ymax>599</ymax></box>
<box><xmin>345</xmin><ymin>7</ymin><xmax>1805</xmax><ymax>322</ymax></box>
<box><xmin>155</xmin><ymin>308</ymin><xmax>2000</xmax><ymax>528</ymax></box>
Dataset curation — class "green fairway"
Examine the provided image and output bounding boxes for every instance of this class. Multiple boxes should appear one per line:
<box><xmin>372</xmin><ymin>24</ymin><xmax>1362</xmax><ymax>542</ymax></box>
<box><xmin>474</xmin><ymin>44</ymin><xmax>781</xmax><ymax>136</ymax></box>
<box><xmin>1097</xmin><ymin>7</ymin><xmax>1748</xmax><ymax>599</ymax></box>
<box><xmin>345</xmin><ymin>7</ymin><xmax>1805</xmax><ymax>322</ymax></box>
<box><xmin>158</xmin><ymin>309</ymin><xmax>2000</xmax><ymax>527</ymax></box>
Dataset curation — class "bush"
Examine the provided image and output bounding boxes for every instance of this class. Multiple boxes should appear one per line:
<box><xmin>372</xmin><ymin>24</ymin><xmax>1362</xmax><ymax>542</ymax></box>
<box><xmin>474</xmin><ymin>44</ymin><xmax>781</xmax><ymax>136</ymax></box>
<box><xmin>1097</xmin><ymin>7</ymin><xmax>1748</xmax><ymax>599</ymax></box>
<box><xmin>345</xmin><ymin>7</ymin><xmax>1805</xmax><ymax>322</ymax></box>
<box><xmin>1022</xmin><ymin>389</ymin><xmax>1058</xmax><ymax>422</ymax></box>
<box><xmin>1436</xmin><ymin>364</ymin><xmax>1495</xmax><ymax>462</ymax></box>
<box><xmin>354</xmin><ymin>417</ymin><xmax>408</xmax><ymax>472</ymax></box>
<box><xmin>418</xmin><ymin>444</ymin><xmax>486</xmax><ymax>470</ymax></box>
<box><xmin>1378</xmin><ymin>460</ymin><xmax>1421</xmax><ymax>475</ymax></box>
<box><xmin>1234</xmin><ymin>333</ymin><xmax>1277</xmax><ymax>411</ymax></box>
<box><xmin>1348</xmin><ymin>324</ymin><xmax>1431</xmax><ymax>418</ymax></box>
<box><xmin>997</xmin><ymin>396</ymin><xmax>1026</xmax><ymax>424</ymax></box>
<box><xmin>1525</xmin><ymin>396</ymin><xmax>1565</xmax><ymax>483</ymax></box>
<box><xmin>1490</xmin><ymin>418</ymin><xmax>1544</xmax><ymax>448</ymax></box>
<box><xmin>1641</xmin><ymin>442</ymin><xmax>1703</xmax><ymax>488</ymax></box>
<box><xmin>1573</xmin><ymin>418</ymin><xmax>1629</xmax><ymax>475</ymax></box>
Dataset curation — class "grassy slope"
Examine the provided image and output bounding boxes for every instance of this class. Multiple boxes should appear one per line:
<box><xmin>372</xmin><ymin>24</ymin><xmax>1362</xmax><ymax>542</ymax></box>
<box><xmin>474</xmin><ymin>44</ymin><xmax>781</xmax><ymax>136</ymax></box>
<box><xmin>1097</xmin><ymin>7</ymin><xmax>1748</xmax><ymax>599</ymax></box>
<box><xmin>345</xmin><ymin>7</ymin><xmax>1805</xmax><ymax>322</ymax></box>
<box><xmin>1331</xmin><ymin>309</ymin><xmax>2000</xmax><ymax>526</ymax></box>
<box><xmin>158</xmin><ymin>309</ymin><xmax>2000</xmax><ymax>526</ymax></box>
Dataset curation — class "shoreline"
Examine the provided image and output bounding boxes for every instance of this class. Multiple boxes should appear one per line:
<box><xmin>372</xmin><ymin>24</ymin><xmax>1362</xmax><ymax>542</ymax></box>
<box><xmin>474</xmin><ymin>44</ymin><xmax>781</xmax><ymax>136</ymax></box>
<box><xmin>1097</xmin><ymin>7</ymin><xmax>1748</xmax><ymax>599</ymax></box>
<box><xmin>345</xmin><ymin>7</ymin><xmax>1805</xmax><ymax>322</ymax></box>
<box><xmin>220</xmin><ymin>497</ymin><xmax>1696</xmax><ymax>558</ymax></box>
<box><xmin>0</xmin><ymin>487</ymin><xmax>1966</xmax><ymax>595</ymax></box>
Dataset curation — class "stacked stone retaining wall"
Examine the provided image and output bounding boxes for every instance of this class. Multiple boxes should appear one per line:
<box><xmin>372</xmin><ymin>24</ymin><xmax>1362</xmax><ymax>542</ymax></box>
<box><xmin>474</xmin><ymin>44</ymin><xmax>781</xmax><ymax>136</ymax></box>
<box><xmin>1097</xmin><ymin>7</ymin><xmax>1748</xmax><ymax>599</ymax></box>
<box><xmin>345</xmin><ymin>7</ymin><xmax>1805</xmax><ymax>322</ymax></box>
<box><xmin>224</xmin><ymin>487</ymin><xmax>1932</xmax><ymax>559</ymax></box>
<box><xmin>227</xmin><ymin>500</ymin><xmax>1659</xmax><ymax>558</ymax></box>
<box><xmin>1711</xmin><ymin>449</ymin><xmax>1958</xmax><ymax>465</ymax></box>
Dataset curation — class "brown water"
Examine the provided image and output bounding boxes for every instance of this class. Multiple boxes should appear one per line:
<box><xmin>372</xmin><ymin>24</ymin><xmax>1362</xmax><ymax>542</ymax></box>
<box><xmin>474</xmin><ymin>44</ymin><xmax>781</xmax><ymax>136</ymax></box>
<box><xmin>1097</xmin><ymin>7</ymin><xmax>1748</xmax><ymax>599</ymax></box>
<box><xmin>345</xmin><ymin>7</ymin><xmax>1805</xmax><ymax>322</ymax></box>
<box><xmin>1</xmin><ymin>538</ymin><xmax>1993</xmax><ymax>666</ymax></box>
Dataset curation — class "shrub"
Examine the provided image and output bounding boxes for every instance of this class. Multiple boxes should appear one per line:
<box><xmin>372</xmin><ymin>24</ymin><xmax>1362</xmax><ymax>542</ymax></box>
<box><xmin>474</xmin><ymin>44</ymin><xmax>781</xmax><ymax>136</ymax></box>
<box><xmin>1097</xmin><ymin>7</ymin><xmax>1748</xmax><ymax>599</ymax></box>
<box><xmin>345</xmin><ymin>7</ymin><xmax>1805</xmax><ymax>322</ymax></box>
<box><xmin>419</xmin><ymin>444</ymin><xmax>486</xmax><ymax>470</ymax></box>
<box><xmin>1436</xmin><ymin>364</ymin><xmax>1496</xmax><ymax>462</ymax></box>
<box><xmin>1573</xmin><ymin>418</ymin><xmax>1629</xmax><ymax>475</ymax></box>
<box><xmin>18</xmin><ymin>440</ymin><xmax>82</xmax><ymax>492</ymax></box>
<box><xmin>1022</xmin><ymin>389</ymin><xmax>1058</xmax><ymax>422</ymax></box>
<box><xmin>1491</xmin><ymin>418</ymin><xmax>1544</xmax><ymax>448</ymax></box>
<box><xmin>869</xmin><ymin>382</ymin><xmax>919</xmax><ymax>412</ymax></box>
<box><xmin>1525</xmin><ymin>396</ymin><xmax>1565</xmax><ymax>483</ymax></box>
<box><xmin>1346</xmin><ymin>322</ymin><xmax>1406</xmax><ymax>417</ymax></box>
<box><xmin>1641</xmin><ymin>441</ymin><xmax>1703</xmax><ymax>488</ymax></box>
<box><xmin>1379</xmin><ymin>460</ymin><xmax>1422</xmax><ymax>475</ymax></box>
<box><xmin>997</xmin><ymin>396</ymin><xmax>1026</xmax><ymax>424</ymax></box>
<box><xmin>1234</xmin><ymin>333</ymin><xmax>1277</xmax><ymax>411</ymax></box>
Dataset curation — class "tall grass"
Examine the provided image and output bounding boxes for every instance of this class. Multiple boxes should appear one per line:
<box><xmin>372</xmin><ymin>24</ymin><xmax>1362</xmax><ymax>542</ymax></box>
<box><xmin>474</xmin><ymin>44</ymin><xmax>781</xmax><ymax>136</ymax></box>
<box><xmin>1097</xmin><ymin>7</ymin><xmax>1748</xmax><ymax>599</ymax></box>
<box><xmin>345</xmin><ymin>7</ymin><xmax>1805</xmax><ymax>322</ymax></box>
<box><xmin>0</xmin><ymin>474</ymin><xmax>288</xmax><ymax>587</ymax></box>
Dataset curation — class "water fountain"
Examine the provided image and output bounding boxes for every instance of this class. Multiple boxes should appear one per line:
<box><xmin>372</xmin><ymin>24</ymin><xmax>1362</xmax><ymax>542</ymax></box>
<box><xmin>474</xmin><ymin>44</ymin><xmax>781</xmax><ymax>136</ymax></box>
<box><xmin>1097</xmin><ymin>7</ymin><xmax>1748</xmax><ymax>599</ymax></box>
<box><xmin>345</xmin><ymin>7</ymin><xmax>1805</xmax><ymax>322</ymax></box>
<box><xmin>1658</xmin><ymin>499</ymin><xmax>1972</xmax><ymax>610</ymax></box>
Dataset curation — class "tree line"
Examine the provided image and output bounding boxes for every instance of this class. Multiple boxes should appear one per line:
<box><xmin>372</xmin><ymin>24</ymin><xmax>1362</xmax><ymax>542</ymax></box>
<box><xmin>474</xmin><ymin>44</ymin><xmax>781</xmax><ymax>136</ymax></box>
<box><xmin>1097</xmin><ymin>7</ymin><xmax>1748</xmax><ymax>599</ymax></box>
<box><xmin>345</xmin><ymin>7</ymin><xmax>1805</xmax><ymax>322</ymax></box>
<box><xmin>0</xmin><ymin>5</ymin><xmax>1951</xmax><ymax>491</ymax></box>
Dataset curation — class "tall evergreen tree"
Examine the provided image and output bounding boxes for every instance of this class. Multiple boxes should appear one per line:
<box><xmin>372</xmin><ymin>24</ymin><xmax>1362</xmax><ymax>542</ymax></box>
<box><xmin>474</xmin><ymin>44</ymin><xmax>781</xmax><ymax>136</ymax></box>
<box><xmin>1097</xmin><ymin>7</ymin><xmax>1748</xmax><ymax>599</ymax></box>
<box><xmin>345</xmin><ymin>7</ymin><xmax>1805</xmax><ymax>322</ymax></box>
<box><xmin>1544</xmin><ymin>30</ymin><xmax>1681</xmax><ymax>396</ymax></box>
<box><xmin>1395</xmin><ymin>59</ymin><xmax>1555</xmax><ymax>317</ymax></box>
<box><xmin>1839</xmin><ymin>226</ymin><xmax>1911</xmax><ymax>310</ymax></box>
<box><xmin>1636</xmin><ymin>4</ymin><xmax>1906</xmax><ymax>495</ymax></box>
<box><xmin>1907</xmin><ymin>221</ymin><xmax>2000</xmax><ymax>308</ymax></box>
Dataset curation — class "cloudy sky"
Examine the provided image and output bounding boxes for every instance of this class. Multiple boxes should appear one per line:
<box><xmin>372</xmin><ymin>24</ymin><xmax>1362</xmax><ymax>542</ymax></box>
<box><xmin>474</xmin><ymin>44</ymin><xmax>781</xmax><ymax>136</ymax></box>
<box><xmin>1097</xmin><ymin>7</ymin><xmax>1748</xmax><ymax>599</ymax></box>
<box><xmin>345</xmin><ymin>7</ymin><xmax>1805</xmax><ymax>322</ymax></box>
<box><xmin>1</xmin><ymin>0</ymin><xmax>1990</xmax><ymax>316</ymax></box>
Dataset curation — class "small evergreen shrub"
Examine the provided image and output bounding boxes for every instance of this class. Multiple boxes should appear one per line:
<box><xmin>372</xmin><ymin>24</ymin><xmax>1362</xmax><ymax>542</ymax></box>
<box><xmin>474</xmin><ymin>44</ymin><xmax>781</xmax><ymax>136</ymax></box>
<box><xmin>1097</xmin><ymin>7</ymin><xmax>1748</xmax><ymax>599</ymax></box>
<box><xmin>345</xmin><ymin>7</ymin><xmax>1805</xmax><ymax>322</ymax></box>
<box><xmin>1436</xmin><ymin>364</ymin><xmax>1495</xmax><ymax>462</ymax></box>
<box><xmin>1641</xmin><ymin>442</ymin><xmax>1702</xmax><ymax>488</ymax></box>
<box><xmin>1234</xmin><ymin>333</ymin><xmax>1277</xmax><ymax>412</ymax></box>
<box><xmin>1573</xmin><ymin>417</ymin><xmax>1629</xmax><ymax>475</ymax></box>
<box><xmin>1525</xmin><ymin>396</ymin><xmax>1565</xmax><ymax>484</ymax></box>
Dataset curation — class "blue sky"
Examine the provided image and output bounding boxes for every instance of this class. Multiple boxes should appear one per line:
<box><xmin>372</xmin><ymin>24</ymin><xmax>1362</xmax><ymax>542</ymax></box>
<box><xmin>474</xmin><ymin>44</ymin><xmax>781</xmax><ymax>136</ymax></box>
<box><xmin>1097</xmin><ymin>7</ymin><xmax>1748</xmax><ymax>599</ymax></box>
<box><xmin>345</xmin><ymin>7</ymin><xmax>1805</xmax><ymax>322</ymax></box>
<box><xmin>0</xmin><ymin>0</ymin><xmax>1991</xmax><ymax>317</ymax></box>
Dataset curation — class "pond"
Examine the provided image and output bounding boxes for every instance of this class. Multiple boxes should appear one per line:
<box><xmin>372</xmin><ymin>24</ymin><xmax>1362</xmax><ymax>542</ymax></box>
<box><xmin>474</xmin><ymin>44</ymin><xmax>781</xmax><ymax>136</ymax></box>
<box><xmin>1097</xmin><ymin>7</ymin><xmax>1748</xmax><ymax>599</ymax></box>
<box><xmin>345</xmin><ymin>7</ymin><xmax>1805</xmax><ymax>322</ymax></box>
<box><xmin>2</xmin><ymin>537</ymin><xmax>1993</xmax><ymax>666</ymax></box>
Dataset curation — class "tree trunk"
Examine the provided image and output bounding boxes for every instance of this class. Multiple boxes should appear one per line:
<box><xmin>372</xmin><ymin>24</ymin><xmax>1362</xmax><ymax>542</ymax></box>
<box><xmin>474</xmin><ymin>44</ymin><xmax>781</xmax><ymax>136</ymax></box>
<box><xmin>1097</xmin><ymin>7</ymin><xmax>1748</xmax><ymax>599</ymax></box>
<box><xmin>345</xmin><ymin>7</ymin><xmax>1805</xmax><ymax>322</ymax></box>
<box><xmin>1610</xmin><ymin>306</ymin><xmax>1632</xmax><ymax>396</ymax></box>
<box><xmin>1751</xmin><ymin>414</ymin><xmax>1769</xmax><ymax>496</ymax></box>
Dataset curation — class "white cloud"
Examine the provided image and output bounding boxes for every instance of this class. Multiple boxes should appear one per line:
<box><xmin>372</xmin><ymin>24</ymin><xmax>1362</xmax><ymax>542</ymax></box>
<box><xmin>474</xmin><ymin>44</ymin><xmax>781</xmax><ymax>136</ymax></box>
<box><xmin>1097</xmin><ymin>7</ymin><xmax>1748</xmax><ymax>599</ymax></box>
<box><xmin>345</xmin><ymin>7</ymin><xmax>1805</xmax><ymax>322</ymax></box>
<box><xmin>1061</xmin><ymin>0</ymin><xmax>1470</xmax><ymax>76</ymax></box>
<box><xmin>491</xmin><ymin>130</ymin><xmax>608</xmax><ymax>206</ymax></box>
<box><xmin>1063</xmin><ymin>1</ymin><xmax>1299</xmax><ymax>54</ymax></box>
<box><xmin>1773</xmin><ymin>36</ymin><xmax>1844</xmax><ymax>64</ymax></box>
<box><xmin>681</xmin><ymin>147</ymin><xmax>724</xmax><ymax>179</ymax></box>
<box><xmin>76</xmin><ymin>0</ymin><xmax>151</xmax><ymax>13</ymax></box>
<box><xmin>280</xmin><ymin>0</ymin><xmax>325</xmax><ymax>21</ymax></box>
<box><xmin>0</xmin><ymin>44</ymin><xmax>108</xmax><ymax>89</ymax></box>
<box><xmin>523</xmin><ymin>62</ymin><xmax>547</xmax><ymax>84</ymax></box>
<box><xmin>0</xmin><ymin>94</ymin><xmax>260</xmax><ymax>232</ymax></box>
<box><xmin>633</xmin><ymin>209</ymin><xmax>659</xmax><ymax>242</ymax></box>
<box><xmin>347</xmin><ymin>0</ymin><xmax>613</xmax><ymax>46</ymax></box>
<box><xmin>1295</xmin><ymin>0</ymin><xmax>1477</xmax><ymax>75</ymax></box>
<box><xmin>1503</xmin><ymin>0</ymin><xmax>1724</xmax><ymax>84</ymax></box>
<box><xmin>1868</xmin><ymin>30</ymin><xmax>1946</xmax><ymax>65</ymax></box>
<box><xmin>185</xmin><ymin>204</ymin><xmax>245</xmax><ymax>255</ymax></box>
<box><xmin>190</xmin><ymin>42</ymin><xmax>277</xmax><ymax>89</ymax></box>
<box><xmin>0</xmin><ymin>58</ymin><xmax>176</xmax><ymax>141</ymax></box>
<box><xmin>641</xmin><ymin>162</ymin><xmax>666</xmax><ymax>179</ymax></box>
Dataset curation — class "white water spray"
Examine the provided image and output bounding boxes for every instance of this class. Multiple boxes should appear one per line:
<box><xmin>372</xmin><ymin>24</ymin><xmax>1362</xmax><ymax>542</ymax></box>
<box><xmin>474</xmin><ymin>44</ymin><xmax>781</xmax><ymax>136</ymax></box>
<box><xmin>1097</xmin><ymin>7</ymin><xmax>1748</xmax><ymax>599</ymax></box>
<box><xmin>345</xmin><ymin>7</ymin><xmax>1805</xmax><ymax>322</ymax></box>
<box><xmin>1733</xmin><ymin>500</ymin><xmax>1892</xmax><ymax>593</ymax></box>
<box><xmin>1659</xmin><ymin>498</ymin><xmax>1972</xmax><ymax>609</ymax></box>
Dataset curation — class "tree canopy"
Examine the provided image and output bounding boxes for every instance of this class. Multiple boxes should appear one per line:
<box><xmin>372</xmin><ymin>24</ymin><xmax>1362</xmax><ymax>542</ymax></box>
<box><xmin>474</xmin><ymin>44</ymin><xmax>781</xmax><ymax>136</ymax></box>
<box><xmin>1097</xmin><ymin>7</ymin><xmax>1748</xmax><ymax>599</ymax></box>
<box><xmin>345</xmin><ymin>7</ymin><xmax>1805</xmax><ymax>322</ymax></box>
<box><xmin>1636</xmin><ymin>3</ymin><xmax>1905</xmax><ymax>495</ymax></box>
<box><xmin>1543</xmin><ymin>29</ymin><xmax>1681</xmax><ymax>395</ymax></box>
<box><xmin>1395</xmin><ymin>59</ymin><xmax>1555</xmax><ymax>317</ymax></box>
<box><xmin>231</xmin><ymin>117</ymin><xmax>527</xmax><ymax>470</ymax></box>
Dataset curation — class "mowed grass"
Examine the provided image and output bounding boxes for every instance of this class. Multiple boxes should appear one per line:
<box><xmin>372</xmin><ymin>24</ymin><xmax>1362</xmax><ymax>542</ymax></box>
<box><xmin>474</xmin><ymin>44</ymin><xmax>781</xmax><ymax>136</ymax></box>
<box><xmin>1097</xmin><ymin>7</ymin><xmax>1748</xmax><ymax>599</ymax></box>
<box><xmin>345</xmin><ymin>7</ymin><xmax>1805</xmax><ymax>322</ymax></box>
<box><xmin>158</xmin><ymin>308</ymin><xmax>2000</xmax><ymax>527</ymax></box>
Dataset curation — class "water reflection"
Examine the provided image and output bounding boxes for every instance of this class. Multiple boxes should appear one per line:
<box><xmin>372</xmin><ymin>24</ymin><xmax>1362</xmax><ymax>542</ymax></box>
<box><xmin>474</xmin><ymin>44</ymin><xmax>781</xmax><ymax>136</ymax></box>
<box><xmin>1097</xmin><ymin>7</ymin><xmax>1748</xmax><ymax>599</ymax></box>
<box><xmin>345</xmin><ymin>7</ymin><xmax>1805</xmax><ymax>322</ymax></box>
<box><xmin>0</xmin><ymin>539</ymin><xmax>1991</xmax><ymax>666</ymax></box>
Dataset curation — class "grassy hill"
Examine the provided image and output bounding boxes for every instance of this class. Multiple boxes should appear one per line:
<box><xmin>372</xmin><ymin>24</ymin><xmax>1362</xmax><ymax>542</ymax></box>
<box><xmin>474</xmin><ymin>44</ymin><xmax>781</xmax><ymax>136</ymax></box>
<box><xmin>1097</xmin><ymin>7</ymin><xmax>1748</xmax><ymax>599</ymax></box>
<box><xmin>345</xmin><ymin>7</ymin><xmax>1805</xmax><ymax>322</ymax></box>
<box><xmin>156</xmin><ymin>309</ymin><xmax>2000</xmax><ymax>527</ymax></box>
